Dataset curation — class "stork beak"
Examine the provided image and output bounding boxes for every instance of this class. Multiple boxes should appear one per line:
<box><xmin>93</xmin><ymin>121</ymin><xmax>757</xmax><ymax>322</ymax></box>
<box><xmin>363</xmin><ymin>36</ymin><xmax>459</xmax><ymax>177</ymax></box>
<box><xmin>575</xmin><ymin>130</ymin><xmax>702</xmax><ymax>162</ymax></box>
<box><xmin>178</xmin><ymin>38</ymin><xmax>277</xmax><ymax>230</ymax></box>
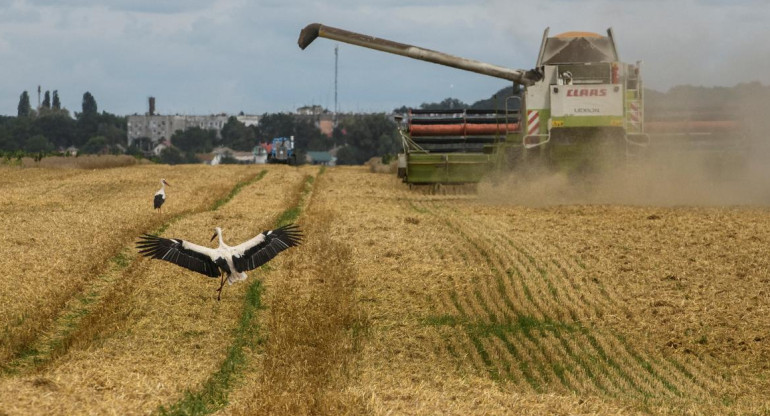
<box><xmin>210</xmin><ymin>232</ymin><xmax>217</xmax><ymax>242</ymax></box>
<box><xmin>164</xmin><ymin>180</ymin><xmax>171</xmax><ymax>187</ymax></box>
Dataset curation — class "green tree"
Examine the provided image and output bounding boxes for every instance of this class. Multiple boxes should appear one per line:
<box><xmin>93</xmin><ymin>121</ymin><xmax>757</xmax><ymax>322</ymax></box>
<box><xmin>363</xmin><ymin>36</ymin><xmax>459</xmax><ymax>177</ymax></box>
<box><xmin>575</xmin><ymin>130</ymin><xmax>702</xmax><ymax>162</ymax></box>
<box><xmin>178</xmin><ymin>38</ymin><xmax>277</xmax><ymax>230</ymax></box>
<box><xmin>420</xmin><ymin>97</ymin><xmax>468</xmax><ymax>111</ymax></box>
<box><xmin>221</xmin><ymin>116</ymin><xmax>257</xmax><ymax>151</ymax></box>
<box><xmin>171</xmin><ymin>127</ymin><xmax>215</xmax><ymax>153</ymax></box>
<box><xmin>81</xmin><ymin>92</ymin><xmax>97</xmax><ymax>116</ymax></box>
<box><xmin>24</xmin><ymin>135</ymin><xmax>54</xmax><ymax>153</ymax></box>
<box><xmin>17</xmin><ymin>91</ymin><xmax>32</xmax><ymax>117</ymax></box>
<box><xmin>335</xmin><ymin>145</ymin><xmax>364</xmax><ymax>165</ymax></box>
<box><xmin>10</xmin><ymin>117</ymin><xmax>38</xmax><ymax>150</ymax></box>
<box><xmin>96</xmin><ymin>111</ymin><xmax>128</xmax><ymax>150</ymax></box>
<box><xmin>256</xmin><ymin>113</ymin><xmax>296</xmax><ymax>142</ymax></box>
<box><xmin>52</xmin><ymin>90</ymin><xmax>61</xmax><ymax>110</ymax></box>
<box><xmin>394</xmin><ymin>86</ymin><xmax>523</xmax><ymax>113</ymax></box>
<box><xmin>98</xmin><ymin>123</ymin><xmax>127</xmax><ymax>149</ymax></box>
<box><xmin>294</xmin><ymin>117</ymin><xmax>327</xmax><ymax>151</ymax></box>
<box><xmin>256</xmin><ymin>112</ymin><xmax>327</xmax><ymax>157</ymax></box>
<box><xmin>334</xmin><ymin>113</ymin><xmax>399</xmax><ymax>164</ymax></box>
<box><xmin>469</xmin><ymin>86</ymin><xmax>522</xmax><ymax>110</ymax></box>
<box><xmin>0</xmin><ymin>120</ymin><xmax>13</xmax><ymax>151</ymax></box>
<box><xmin>75</xmin><ymin>92</ymin><xmax>100</xmax><ymax>147</ymax></box>
<box><xmin>42</xmin><ymin>91</ymin><xmax>51</xmax><ymax>109</ymax></box>
<box><xmin>158</xmin><ymin>146</ymin><xmax>185</xmax><ymax>165</ymax></box>
<box><xmin>157</xmin><ymin>146</ymin><xmax>197</xmax><ymax>165</ymax></box>
<box><xmin>80</xmin><ymin>136</ymin><xmax>108</xmax><ymax>154</ymax></box>
<box><xmin>35</xmin><ymin>113</ymin><xmax>77</xmax><ymax>149</ymax></box>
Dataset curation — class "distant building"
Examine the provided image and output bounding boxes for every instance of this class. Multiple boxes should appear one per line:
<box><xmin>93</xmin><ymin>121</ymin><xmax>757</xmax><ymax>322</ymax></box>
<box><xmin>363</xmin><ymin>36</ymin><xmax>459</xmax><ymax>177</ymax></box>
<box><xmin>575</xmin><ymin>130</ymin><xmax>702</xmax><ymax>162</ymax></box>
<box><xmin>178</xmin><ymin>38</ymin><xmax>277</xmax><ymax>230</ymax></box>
<box><xmin>208</xmin><ymin>146</ymin><xmax>265</xmax><ymax>165</ymax></box>
<box><xmin>296</xmin><ymin>105</ymin><xmax>335</xmax><ymax>137</ymax></box>
<box><xmin>236</xmin><ymin>114</ymin><xmax>260</xmax><ymax>127</ymax></box>
<box><xmin>306</xmin><ymin>151</ymin><xmax>336</xmax><ymax>166</ymax></box>
<box><xmin>296</xmin><ymin>105</ymin><xmax>324</xmax><ymax>115</ymax></box>
<box><xmin>254</xmin><ymin>143</ymin><xmax>269</xmax><ymax>164</ymax></box>
<box><xmin>152</xmin><ymin>140</ymin><xmax>170</xmax><ymax>156</ymax></box>
<box><xmin>317</xmin><ymin>116</ymin><xmax>334</xmax><ymax>137</ymax></box>
<box><xmin>127</xmin><ymin>114</ymin><xmax>230</xmax><ymax>151</ymax></box>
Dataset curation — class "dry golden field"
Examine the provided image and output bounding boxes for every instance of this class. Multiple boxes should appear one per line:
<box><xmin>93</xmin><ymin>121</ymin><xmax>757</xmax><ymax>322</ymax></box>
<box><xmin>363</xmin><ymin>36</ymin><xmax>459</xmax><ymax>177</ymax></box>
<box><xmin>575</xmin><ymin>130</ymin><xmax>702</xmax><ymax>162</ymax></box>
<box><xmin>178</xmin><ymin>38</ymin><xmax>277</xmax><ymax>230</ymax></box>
<box><xmin>0</xmin><ymin>162</ymin><xmax>768</xmax><ymax>415</ymax></box>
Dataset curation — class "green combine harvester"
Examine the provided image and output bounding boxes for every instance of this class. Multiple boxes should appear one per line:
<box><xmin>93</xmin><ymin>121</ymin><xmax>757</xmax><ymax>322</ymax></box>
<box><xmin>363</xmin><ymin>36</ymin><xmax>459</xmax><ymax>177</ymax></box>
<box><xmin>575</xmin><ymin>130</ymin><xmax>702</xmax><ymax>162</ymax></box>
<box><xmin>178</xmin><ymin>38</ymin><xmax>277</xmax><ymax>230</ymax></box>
<box><xmin>298</xmin><ymin>23</ymin><xmax>649</xmax><ymax>185</ymax></box>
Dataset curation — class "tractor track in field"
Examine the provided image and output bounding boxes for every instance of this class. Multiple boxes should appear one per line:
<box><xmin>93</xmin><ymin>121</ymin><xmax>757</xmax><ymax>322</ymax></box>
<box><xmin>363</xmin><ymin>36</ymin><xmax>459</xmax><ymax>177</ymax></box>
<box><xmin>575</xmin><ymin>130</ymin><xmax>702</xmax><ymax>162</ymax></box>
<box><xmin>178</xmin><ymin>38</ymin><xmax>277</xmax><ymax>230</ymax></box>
<box><xmin>411</xmin><ymin>198</ymin><xmax>723</xmax><ymax>402</ymax></box>
<box><xmin>1</xmin><ymin>170</ymin><xmax>269</xmax><ymax>376</ymax></box>
<box><xmin>155</xmin><ymin>169</ymin><xmax>319</xmax><ymax>416</ymax></box>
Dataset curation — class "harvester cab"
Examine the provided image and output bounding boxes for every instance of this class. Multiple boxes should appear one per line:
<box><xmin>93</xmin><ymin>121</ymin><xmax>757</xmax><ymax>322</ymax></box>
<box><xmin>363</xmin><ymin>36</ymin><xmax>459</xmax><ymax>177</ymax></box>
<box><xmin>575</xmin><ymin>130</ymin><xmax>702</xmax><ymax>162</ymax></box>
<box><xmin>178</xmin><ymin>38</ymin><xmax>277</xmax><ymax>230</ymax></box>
<box><xmin>298</xmin><ymin>23</ymin><xmax>647</xmax><ymax>184</ymax></box>
<box><xmin>525</xmin><ymin>28</ymin><xmax>649</xmax><ymax>171</ymax></box>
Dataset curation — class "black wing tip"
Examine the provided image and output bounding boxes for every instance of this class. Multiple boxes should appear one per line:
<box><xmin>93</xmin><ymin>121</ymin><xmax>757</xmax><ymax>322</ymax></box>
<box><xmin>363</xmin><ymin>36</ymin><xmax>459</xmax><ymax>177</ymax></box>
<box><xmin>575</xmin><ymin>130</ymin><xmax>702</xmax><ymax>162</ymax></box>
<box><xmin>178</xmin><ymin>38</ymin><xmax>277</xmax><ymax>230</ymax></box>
<box><xmin>136</xmin><ymin>234</ymin><xmax>165</xmax><ymax>258</ymax></box>
<box><xmin>264</xmin><ymin>224</ymin><xmax>303</xmax><ymax>247</ymax></box>
<box><xmin>136</xmin><ymin>234</ymin><xmax>159</xmax><ymax>244</ymax></box>
<box><xmin>275</xmin><ymin>223</ymin><xmax>300</xmax><ymax>231</ymax></box>
<box><xmin>279</xmin><ymin>228</ymin><xmax>303</xmax><ymax>247</ymax></box>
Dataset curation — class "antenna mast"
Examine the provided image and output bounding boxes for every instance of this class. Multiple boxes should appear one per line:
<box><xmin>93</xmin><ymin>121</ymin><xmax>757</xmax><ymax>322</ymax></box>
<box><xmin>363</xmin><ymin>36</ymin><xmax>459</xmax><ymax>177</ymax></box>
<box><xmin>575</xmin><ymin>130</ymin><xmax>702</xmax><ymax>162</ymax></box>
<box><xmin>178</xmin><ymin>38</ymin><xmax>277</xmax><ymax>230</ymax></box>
<box><xmin>334</xmin><ymin>44</ymin><xmax>339</xmax><ymax>124</ymax></box>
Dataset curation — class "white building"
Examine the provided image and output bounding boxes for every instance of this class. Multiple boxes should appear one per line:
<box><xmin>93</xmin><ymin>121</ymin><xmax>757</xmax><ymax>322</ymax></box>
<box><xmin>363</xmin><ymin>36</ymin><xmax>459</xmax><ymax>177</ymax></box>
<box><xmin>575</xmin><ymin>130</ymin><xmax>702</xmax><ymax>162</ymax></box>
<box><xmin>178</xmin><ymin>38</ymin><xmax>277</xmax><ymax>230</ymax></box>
<box><xmin>236</xmin><ymin>115</ymin><xmax>260</xmax><ymax>127</ymax></box>
<box><xmin>127</xmin><ymin>114</ymin><xmax>231</xmax><ymax>151</ymax></box>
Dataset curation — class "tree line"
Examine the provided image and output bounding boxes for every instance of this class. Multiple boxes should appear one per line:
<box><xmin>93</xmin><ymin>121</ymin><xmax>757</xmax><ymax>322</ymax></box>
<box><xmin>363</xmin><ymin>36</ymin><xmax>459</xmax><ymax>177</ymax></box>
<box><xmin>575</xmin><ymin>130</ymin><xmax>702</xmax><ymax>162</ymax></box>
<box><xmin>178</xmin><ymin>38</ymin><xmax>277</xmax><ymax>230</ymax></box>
<box><xmin>5</xmin><ymin>83</ymin><xmax>766</xmax><ymax>165</ymax></box>
<box><xmin>154</xmin><ymin>112</ymin><xmax>401</xmax><ymax>165</ymax></box>
<box><xmin>1</xmin><ymin>91</ymin><xmax>126</xmax><ymax>156</ymax></box>
<box><xmin>0</xmin><ymin>89</ymin><xmax>402</xmax><ymax>165</ymax></box>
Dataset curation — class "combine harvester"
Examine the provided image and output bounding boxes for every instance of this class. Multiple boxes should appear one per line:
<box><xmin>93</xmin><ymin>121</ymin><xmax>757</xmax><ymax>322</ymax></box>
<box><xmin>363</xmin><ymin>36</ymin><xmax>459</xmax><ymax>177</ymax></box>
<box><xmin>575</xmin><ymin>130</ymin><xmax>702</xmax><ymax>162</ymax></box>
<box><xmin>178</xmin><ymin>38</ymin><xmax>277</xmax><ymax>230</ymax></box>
<box><xmin>299</xmin><ymin>23</ymin><xmax>651</xmax><ymax>187</ymax></box>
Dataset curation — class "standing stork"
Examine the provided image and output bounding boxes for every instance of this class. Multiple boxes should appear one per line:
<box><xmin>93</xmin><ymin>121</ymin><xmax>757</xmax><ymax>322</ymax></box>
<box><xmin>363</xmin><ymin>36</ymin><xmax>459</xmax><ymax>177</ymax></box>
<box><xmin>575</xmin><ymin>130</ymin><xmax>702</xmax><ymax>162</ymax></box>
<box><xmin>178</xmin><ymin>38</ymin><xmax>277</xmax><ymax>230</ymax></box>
<box><xmin>154</xmin><ymin>179</ymin><xmax>170</xmax><ymax>213</ymax></box>
<box><xmin>136</xmin><ymin>224</ymin><xmax>302</xmax><ymax>300</ymax></box>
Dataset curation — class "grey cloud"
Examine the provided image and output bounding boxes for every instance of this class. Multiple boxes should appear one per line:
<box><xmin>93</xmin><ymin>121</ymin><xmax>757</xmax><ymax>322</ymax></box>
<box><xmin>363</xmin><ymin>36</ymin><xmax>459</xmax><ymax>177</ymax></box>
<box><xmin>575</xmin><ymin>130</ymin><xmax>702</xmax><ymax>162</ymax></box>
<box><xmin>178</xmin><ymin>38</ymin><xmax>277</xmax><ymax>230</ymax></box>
<box><xmin>1</xmin><ymin>1</ymin><xmax>769</xmax><ymax>115</ymax></box>
<box><xmin>24</xmin><ymin>0</ymin><xmax>212</xmax><ymax>13</ymax></box>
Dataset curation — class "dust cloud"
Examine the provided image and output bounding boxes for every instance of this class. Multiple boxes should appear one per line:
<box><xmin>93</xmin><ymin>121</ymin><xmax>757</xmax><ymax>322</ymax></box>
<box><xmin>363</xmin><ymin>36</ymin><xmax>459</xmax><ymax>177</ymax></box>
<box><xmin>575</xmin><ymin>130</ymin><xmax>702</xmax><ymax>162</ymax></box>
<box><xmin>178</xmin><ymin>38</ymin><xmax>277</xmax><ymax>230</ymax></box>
<box><xmin>478</xmin><ymin>87</ymin><xmax>770</xmax><ymax>207</ymax></box>
<box><xmin>479</xmin><ymin>152</ymin><xmax>770</xmax><ymax>207</ymax></box>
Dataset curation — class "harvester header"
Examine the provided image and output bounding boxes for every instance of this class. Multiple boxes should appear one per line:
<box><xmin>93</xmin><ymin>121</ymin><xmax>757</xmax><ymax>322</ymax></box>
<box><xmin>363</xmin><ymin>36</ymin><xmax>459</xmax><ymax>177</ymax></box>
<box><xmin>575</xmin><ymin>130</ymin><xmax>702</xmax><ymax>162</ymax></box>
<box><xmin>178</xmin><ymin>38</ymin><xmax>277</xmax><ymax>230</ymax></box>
<box><xmin>298</xmin><ymin>23</ymin><xmax>543</xmax><ymax>86</ymax></box>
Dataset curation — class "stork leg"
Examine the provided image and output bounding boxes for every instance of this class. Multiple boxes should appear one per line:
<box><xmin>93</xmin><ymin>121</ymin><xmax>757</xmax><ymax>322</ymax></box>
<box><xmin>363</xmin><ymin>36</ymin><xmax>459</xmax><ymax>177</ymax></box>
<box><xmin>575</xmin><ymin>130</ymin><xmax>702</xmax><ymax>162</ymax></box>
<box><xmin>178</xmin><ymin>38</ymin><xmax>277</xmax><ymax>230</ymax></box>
<box><xmin>216</xmin><ymin>273</ymin><xmax>227</xmax><ymax>301</ymax></box>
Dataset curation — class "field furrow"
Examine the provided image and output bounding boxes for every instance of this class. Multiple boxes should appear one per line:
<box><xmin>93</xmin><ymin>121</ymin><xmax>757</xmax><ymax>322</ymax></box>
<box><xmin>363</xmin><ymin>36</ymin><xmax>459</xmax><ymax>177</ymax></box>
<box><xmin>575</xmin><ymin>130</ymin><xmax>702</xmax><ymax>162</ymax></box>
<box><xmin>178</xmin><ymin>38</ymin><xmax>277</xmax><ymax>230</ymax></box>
<box><xmin>0</xmin><ymin>165</ymin><xmax>258</xmax><ymax>368</ymax></box>
<box><xmin>2</xmin><ymin>165</ymin><xmax>768</xmax><ymax>415</ymax></box>
<box><xmin>0</xmin><ymin>165</ymin><xmax>314</xmax><ymax>415</ymax></box>
<box><xmin>421</xmin><ymin>197</ymin><xmax>735</xmax><ymax>404</ymax></box>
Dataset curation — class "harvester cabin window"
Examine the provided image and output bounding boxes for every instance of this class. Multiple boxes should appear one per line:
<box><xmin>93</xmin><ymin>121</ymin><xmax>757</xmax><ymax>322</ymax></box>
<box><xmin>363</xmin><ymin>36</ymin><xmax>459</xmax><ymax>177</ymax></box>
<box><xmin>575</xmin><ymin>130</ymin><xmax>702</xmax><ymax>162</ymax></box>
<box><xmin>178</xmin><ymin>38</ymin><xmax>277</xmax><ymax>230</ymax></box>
<box><xmin>556</xmin><ymin>63</ymin><xmax>611</xmax><ymax>85</ymax></box>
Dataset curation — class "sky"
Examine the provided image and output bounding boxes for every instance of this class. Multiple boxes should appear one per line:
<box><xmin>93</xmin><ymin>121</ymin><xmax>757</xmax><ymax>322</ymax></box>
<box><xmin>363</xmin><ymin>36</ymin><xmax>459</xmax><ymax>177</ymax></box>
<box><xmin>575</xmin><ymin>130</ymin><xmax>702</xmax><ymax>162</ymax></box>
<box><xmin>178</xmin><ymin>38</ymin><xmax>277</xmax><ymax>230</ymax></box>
<box><xmin>1</xmin><ymin>0</ymin><xmax>769</xmax><ymax>116</ymax></box>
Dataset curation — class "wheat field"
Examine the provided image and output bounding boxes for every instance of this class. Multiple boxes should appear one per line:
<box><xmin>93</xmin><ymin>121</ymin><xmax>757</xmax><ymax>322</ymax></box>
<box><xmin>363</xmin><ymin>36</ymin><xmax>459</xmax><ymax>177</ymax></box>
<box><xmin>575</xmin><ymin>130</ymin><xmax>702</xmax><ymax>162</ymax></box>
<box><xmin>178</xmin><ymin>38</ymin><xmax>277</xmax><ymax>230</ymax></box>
<box><xmin>0</xmin><ymin>163</ymin><xmax>768</xmax><ymax>415</ymax></box>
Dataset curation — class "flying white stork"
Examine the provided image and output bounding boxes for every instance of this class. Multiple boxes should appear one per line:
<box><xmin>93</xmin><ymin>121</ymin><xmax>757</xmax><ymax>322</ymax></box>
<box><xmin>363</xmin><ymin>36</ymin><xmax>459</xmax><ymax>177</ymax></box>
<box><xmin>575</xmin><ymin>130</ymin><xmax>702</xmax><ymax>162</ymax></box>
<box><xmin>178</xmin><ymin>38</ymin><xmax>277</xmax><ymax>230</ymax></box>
<box><xmin>154</xmin><ymin>179</ymin><xmax>170</xmax><ymax>212</ymax></box>
<box><xmin>136</xmin><ymin>224</ymin><xmax>302</xmax><ymax>300</ymax></box>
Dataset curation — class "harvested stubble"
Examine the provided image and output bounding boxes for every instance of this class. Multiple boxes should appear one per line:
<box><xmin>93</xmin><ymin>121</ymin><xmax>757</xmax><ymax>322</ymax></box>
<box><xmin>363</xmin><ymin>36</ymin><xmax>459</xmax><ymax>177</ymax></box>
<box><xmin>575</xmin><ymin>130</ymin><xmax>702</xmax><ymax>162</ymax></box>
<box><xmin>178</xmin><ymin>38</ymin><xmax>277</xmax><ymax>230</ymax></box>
<box><xmin>0</xmin><ymin>164</ymin><xmax>254</xmax><ymax>367</ymax></box>
<box><xmin>290</xmin><ymin>167</ymin><xmax>640</xmax><ymax>415</ymax></box>
<box><xmin>1</xmin><ymin>163</ymin><xmax>769</xmax><ymax>415</ymax></box>
<box><xmin>0</xmin><ymin>164</ymin><xmax>308</xmax><ymax>414</ymax></box>
<box><xmin>227</xmin><ymin>209</ymin><xmax>366</xmax><ymax>415</ymax></box>
<box><xmin>245</xmin><ymin>166</ymin><xmax>768</xmax><ymax>415</ymax></box>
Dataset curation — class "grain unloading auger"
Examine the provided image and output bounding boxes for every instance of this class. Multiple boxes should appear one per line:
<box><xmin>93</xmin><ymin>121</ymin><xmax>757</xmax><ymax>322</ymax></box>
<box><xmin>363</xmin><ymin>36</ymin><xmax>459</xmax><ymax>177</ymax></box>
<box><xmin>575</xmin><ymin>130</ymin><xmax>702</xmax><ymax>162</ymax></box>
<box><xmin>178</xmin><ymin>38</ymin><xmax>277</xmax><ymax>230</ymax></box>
<box><xmin>298</xmin><ymin>23</ymin><xmax>649</xmax><ymax>184</ymax></box>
